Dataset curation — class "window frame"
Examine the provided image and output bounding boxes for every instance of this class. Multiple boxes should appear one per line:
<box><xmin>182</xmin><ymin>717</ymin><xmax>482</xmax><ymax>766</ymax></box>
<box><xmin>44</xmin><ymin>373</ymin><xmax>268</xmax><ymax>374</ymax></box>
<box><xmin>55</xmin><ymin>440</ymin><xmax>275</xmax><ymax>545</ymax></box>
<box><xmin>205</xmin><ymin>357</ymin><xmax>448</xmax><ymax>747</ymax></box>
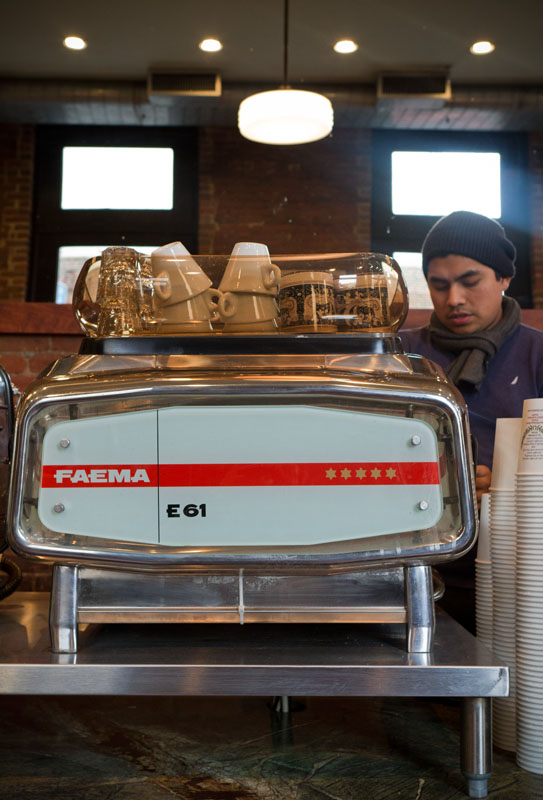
<box><xmin>371</xmin><ymin>130</ymin><xmax>532</xmax><ymax>307</ymax></box>
<box><xmin>29</xmin><ymin>125</ymin><xmax>198</xmax><ymax>301</ymax></box>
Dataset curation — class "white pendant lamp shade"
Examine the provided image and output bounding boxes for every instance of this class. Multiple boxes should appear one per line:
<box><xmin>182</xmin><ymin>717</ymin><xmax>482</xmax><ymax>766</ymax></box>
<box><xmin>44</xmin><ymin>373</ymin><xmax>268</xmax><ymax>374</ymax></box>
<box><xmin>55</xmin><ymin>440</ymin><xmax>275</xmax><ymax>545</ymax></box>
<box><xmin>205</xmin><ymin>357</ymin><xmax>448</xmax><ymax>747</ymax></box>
<box><xmin>238</xmin><ymin>88</ymin><xmax>334</xmax><ymax>145</ymax></box>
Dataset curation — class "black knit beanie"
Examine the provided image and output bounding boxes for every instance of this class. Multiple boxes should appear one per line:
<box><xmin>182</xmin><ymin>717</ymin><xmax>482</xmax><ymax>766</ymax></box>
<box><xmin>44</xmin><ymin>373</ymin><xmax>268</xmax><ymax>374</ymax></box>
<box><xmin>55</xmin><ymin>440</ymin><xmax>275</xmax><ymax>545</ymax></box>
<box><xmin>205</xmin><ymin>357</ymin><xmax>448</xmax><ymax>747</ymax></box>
<box><xmin>422</xmin><ymin>210</ymin><xmax>516</xmax><ymax>278</ymax></box>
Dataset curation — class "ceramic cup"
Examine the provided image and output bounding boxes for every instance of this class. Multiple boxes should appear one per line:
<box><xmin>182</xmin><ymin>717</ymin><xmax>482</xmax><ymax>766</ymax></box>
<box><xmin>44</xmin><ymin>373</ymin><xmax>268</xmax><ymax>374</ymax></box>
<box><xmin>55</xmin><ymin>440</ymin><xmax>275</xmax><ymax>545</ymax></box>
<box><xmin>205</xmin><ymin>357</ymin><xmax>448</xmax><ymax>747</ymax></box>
<box><xmin>155</xmin><ymin>287</ymin><xmax>225</xmax><ymax>333</ymax></box>
<box><xmin>219</xmin><ymin>291</ymin><xmax>279</xmax><ymax>324</ymax></box>
<box><xmin>219</xmin><ymin>242</ymin><xmax>281</xmax><ymax>295</ymax></box>
<box><xmin>279</xmin><ymin>271</ymin><xmax>336</xmax><ymax>333</ymax></box>
<box><xmin>341</xmin><ymin>273</ymin><xmax>390</xmax><ymax>330</ymax></box>
<box><xmin>152</xmin><ymin>241</ymin><xmax>212</xmax><ymax>304</ymax></box>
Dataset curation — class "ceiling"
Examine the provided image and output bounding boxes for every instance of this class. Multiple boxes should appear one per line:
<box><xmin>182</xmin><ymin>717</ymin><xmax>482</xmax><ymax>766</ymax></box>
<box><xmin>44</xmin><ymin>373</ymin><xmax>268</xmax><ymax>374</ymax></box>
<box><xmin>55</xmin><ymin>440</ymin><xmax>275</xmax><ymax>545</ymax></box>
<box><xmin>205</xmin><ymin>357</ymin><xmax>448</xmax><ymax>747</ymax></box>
<box><xmin>2</xmin><ymin>0</ymin><xmax>543</xmax><ymax>129</ymax></box>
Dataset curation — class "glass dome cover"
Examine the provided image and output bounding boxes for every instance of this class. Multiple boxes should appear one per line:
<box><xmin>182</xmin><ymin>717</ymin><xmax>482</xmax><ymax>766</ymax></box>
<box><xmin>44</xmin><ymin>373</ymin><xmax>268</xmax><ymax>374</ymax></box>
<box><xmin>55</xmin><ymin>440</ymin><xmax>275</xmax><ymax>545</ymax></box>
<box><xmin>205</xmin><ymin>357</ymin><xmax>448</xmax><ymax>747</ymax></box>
<box><xmin>72</xmin><ymin>245</ymin><xmax>409</xmax><ymax>339</ymax></box>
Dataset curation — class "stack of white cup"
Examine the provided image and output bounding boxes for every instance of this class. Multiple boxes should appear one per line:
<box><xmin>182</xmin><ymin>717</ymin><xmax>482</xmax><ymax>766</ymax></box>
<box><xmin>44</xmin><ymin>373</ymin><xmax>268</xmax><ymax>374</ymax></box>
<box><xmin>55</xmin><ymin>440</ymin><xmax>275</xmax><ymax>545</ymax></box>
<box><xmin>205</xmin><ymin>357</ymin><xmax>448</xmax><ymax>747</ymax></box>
<box><xmin>475</xmin><ymin>492</ymin><xmax>492</xmax><ymax>651</ymax></box>
<box><xmin>515</xmin><ymin>398</ymin><xmax>543</xmax><ymax>774</ymax></box>
<box><xmin>490</xmin><ymin>417</ymin><xmax>522</xmax><ymax>752</ymax></box>
<box><xmin>218</xmin><ymin>242</ymin><xmax>281</xmax><ymax>333</ymax></box>
<box><xmin>151</xmin><ymin>241</ymin><xmax>224</xmax><ymax>333</ymax></box>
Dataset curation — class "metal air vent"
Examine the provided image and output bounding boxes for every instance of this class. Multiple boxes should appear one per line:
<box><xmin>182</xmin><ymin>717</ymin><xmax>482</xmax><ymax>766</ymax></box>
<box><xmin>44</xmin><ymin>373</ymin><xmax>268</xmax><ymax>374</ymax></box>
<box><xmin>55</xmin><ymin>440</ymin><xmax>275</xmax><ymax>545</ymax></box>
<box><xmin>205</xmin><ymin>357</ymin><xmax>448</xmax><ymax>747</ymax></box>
<box><xmin>377</xmin><ymin>72</ymin><xmax>451</xmax><ymax>108</ymax></box>
<box><xmin>147</xmin><ymin>70</ymin><xmax>222</xmax><ymax>97</ymax></box>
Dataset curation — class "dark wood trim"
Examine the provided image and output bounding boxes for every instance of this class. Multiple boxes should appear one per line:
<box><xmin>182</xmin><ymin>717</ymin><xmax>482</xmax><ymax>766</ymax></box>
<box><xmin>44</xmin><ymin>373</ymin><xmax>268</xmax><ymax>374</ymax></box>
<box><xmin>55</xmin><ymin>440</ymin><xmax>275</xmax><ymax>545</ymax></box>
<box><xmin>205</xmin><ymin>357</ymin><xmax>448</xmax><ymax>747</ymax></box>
<box><xmin>0</xmin><ymin>303</ymin><xmax>81</xmax><ymax>334</ymax></box>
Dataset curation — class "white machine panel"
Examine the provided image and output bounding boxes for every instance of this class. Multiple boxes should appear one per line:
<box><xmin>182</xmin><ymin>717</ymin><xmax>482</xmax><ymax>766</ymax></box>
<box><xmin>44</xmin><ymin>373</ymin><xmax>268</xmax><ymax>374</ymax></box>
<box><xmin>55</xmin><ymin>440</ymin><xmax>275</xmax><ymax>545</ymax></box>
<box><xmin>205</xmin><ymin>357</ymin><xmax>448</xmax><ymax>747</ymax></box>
<box><xmin>157</xmin><ymin>406</ymin><xmax>442</xmax><ymax>546</ymax></box>
<box><xmin>38</xmin><ymin>406</ymin><xmax>442</xmax><ymax>547</ymax></box>
<box><xmin>39</xmin><ymin>410</ymin><xmax>159</xmax><ymax>543</ymax></box>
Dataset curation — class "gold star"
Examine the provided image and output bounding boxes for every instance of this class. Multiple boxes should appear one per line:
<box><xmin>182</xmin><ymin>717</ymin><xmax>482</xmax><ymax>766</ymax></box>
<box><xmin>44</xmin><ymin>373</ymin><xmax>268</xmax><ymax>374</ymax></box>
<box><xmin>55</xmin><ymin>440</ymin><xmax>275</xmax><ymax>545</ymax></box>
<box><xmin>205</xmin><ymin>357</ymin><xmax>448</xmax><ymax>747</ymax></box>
<box><xmin>386</xmin><ymin>468</ymin><xmax>397</xmax><ymax>479</ymax></box>
<box><xmin>356</xmin><ymin>468</ymin><xmax>366</xmax><ymax>479</ymax></box>
<box><xmin>341</xmin><ymin>468</ymin><xmax>352</xmax><ymax>480</ymax></box>
<box><xmin>371</xmin><ymin>467</ymin><xmax>381</xmax><ymax>479</ymax></box>
<box><xmin>326</xmin><ymin>468</ymin><xmax>336</xmax><ymax>480</ymax></box>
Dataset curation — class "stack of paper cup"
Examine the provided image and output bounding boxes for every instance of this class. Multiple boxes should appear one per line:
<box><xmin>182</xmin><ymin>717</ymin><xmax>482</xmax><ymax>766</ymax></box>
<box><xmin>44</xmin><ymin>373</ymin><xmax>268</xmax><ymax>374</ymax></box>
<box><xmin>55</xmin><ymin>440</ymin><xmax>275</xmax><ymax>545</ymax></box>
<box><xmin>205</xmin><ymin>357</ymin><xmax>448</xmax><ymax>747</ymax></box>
<box><xmin>475</xmin><ymin>492</ymin><xmax>492</xmax><ymax>650</ymax></box>
<box><xmin>490</xmin><ymin>417</ymin><xmax>522</xmax><ymax>752</ymax></box>
<box><xmin>515</xmin><ymin>399</ymin><xmax>543</xmax><ymax>773</ymax></box>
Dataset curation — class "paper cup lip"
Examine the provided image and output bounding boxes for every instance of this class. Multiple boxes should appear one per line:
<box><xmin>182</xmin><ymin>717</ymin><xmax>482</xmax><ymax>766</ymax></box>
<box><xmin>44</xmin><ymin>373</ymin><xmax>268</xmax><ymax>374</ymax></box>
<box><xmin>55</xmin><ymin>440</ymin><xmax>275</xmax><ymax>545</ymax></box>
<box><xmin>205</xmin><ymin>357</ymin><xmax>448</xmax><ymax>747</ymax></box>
<box><xmin>522</xmin><ymin>398</ymin><xmax>543</xmax><ymax>412</ymax></box>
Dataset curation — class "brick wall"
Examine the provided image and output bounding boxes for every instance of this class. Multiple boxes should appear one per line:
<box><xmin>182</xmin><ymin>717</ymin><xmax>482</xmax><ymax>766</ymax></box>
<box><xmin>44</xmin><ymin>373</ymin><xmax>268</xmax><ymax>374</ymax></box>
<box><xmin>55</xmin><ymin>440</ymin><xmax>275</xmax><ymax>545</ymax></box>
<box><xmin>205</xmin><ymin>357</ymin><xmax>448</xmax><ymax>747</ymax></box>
<box><xmin>1</xmin><ymin>122</ymin><xmax>542</xmax><ymax>303</ymax></box>
<box><xmin>198</xmin><ymin>127</ymin><xmax>372</xmax><ymax>254</ymax></box>
<box><xmin>0</xmin><ymin>334</ymin><xmax>82</xmax><ymax>393</ymax></box>
<box><xmin>0</xmin><ymin>125</ymin><xmax>34</xmax><ymax>301</ymax></box>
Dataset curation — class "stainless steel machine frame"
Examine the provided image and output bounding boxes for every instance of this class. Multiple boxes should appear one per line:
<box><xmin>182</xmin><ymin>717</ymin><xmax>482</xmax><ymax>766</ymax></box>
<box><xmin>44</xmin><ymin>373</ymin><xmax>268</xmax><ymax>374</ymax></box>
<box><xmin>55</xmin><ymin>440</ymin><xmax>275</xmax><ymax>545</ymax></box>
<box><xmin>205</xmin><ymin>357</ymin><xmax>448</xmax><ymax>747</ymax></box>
<box><xmin>9</xmin><ymin>348</ymin><xmax>477</xmax><ymax>656</ymax></box>
<box><xmin>48</xmin><ymin>562</ymin><xmax>439</xmax><ymax>654</ymax></box>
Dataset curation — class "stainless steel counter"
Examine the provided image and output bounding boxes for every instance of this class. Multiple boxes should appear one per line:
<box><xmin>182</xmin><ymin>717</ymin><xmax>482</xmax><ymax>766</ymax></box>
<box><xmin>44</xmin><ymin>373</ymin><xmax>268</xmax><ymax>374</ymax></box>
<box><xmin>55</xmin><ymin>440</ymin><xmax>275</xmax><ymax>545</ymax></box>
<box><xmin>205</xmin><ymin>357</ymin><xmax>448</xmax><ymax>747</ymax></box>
<box><xmin>0</xmin><ymin>592</ymin><xmax>506</xmax><ymax>697</ymax></box>
<box><xmin>0</xmin><ymin>592</ymin><xmax>508</xmax><ymax>798</ymax></box>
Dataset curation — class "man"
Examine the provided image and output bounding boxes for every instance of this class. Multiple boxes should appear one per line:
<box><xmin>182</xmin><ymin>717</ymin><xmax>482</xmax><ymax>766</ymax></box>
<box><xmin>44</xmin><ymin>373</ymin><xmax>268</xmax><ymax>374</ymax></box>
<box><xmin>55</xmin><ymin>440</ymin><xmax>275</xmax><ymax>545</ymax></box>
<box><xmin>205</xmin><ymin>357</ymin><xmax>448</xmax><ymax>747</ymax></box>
<box><xmin>400</xmin><ymin>210</ymin><xmax>543</xmax><ymax>630</ymax></box>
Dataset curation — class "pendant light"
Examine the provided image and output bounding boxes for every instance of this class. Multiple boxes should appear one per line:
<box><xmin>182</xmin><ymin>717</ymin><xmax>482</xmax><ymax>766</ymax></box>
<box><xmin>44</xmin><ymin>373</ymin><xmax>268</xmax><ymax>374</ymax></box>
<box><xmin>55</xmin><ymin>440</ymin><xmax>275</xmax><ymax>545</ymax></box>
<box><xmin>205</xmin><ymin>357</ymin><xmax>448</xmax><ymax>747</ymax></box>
<box><xmin>238</xmin><ymin>0</ymin><xmax>333</xmax><ymax>145</ymax></box>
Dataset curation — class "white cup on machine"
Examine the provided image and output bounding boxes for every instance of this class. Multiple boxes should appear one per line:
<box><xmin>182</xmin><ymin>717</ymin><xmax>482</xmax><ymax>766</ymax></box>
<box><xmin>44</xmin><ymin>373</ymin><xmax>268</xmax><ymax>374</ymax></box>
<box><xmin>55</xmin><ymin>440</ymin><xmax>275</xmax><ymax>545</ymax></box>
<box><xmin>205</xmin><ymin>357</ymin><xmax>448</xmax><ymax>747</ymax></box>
<box><xmin>218</xmin><ymin>242</ymin><xmax>281</xmax><ymax>331</ymax></box>
<box><xmin>152</xmin><ymin>241</ymin><xmax>236</xmax><ymax>332</ymax></box>
<box><xmin>219</xmin><ymin>242</ymin><xmax>281</xmax><ymax>295</ymax></box>
<box><xmin>152</xmin><ymin>241</ymin><xmax>212</xmax><ymax>304</ymax></box>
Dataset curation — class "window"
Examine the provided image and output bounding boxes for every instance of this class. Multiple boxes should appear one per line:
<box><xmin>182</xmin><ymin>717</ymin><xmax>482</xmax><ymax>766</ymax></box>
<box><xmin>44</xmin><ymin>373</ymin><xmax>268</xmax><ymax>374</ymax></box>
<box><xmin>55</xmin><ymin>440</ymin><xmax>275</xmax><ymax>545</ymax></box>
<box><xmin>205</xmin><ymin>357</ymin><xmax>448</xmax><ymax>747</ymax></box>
<box><xmin>61</xmin><ymin>147</ymin><xmax>174</xmax><ymax>210</ymax></box>
<box><xmin>372</xmin><ymin>131</ymin><xmax>531</xmax><ymax>308</ymax></box>
<box><xmin>30</xmin><ymin>126</ymin><xmax>198</xmax><ymax>302</ymax></box>
<box><xmin>392</xmin><ymin>251</ymin><xmax>432</xmax><ymax>310</ymax></box>
<box><xmin>391</xmin><ymin>151</ymin><xmax>501</xmax><ymax>218</ymax></box>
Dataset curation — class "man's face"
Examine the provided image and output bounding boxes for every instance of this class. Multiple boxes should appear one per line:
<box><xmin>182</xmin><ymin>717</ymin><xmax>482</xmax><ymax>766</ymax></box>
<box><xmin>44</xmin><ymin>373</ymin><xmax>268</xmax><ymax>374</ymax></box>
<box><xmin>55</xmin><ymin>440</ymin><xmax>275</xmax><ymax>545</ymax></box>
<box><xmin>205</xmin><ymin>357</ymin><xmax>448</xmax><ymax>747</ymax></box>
<box><xmin>426</xmin><ymin>255</ymin><xmax>512</xmax><ymax>334</ymax></box>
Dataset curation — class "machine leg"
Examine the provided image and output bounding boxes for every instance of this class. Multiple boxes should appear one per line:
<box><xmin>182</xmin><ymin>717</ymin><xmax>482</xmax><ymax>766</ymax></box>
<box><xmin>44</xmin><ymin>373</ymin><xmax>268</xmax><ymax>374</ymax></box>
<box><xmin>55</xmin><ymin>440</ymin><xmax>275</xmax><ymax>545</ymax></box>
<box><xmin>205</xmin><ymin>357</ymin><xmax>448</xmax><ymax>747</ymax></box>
<box><xmin>49</xmin><ymin>564</ymin><xmax>79</xmax><ymax>654</ymax></box>
<box><xmin>404</xmin><ymin>564</ymin><xmax>435</xmax><ymax>653</ymax></box>
<box><xmin>270</xmin><ymin>695</ymin><xmax>290</xmax><ymax>713</ymax></box>
<box><xmin>461</xmin><ymin>697</ymin><xmax>492</xmax><ymax>799</ymax></box>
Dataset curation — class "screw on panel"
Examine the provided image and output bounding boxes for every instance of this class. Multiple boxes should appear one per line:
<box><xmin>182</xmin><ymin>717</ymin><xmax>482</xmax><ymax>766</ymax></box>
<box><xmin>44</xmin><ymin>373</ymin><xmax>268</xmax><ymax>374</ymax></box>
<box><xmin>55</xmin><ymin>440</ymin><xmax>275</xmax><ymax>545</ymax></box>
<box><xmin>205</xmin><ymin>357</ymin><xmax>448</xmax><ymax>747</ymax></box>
<box><xmin>418</xmin><ymin>500</ymin><xmax>429</xmax><ymax>511</ymax></box>
<box><xmin>411</xmin><ymin>435</ymin><xmax>421</xmax><ymax>446</ymax></box>
<box><xmin>59</xmin><ymin>438</ymin><xmax>70</xmax><ymax>448</ymax></box>
<box><xmin>53</xmin><ymin>503</ymin><xmax>65</xmax><ymax>514</ymax></box>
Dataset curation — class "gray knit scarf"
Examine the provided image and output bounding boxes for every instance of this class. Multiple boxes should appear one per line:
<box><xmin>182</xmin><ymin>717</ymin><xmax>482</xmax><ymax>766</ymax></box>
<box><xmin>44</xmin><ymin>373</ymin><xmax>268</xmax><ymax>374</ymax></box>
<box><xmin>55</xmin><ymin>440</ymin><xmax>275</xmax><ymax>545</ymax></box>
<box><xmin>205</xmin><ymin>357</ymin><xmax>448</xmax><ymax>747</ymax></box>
<box><xmin>427</xmin><ymin>296</ymin><xmax>521</xmax><ymax>390</ymax></box>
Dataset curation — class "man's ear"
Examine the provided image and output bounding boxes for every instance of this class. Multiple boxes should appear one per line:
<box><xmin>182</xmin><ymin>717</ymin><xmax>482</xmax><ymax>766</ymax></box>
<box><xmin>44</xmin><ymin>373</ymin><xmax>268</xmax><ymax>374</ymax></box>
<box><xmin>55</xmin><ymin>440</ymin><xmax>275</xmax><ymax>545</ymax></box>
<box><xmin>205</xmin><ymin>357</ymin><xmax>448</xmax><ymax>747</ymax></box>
<box><xmin>500</xmin><ymin>276</ymin><xmax>512</xmax><ymax>292</ymax></box>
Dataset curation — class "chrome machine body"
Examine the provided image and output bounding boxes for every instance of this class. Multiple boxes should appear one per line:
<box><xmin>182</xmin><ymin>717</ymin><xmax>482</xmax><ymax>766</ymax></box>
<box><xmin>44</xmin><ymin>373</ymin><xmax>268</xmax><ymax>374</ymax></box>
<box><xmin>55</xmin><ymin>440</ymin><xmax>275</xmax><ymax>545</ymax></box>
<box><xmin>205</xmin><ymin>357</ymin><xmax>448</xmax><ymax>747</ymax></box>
<box><xmin>8</xmin><ymin>342</ymin><xmax>477</xmax><ymax>654</ymax></box>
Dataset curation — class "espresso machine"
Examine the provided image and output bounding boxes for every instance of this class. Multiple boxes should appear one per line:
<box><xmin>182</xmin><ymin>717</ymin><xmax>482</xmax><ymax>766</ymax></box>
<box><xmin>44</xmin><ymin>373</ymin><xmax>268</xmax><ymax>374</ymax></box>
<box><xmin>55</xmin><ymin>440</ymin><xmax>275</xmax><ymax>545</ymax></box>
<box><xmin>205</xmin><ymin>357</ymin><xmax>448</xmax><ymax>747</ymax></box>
<box><xmin>8</xmin><ymin>246</ymin><xmax>477</xmax><ymax>655</ymax></box>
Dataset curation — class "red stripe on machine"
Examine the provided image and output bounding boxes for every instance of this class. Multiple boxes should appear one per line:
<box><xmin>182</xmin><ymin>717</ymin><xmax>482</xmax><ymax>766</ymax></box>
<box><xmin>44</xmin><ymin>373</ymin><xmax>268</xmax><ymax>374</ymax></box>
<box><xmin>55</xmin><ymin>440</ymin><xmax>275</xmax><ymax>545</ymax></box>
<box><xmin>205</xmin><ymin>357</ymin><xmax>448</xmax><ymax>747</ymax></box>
<box><xmin>159</xmin><ymin>462</ymin><xmax>439</xmax><ymax>486</ymax></box>
<box><xmin>42</xmin><ymin>462</ymin><xmax>439</xmax><ymax>488</ymax></box>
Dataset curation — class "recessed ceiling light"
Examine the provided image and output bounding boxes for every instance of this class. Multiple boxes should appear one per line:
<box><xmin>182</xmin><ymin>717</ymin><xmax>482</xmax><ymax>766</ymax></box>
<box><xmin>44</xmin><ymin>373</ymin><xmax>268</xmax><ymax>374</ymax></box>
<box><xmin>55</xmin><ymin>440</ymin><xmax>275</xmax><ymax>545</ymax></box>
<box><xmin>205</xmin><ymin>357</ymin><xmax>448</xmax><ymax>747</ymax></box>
<box><xmin>334</xmin><ymin>39</ymin><xmax>358</xmax><ymax>54</ymax></box>
<box><xmin>199</xmin><ymin>38</ymin><xmax>223</xmax><ymax>52</ymax></box>
<box><xmin>470</xmin><ymin>40</ymin><xmax>495</xmax><ymax>55</ymax></box>
<box><xmin>63</xmin><ymin>36</ymin><xmax>87</xmax><ymax>51</ymax></box>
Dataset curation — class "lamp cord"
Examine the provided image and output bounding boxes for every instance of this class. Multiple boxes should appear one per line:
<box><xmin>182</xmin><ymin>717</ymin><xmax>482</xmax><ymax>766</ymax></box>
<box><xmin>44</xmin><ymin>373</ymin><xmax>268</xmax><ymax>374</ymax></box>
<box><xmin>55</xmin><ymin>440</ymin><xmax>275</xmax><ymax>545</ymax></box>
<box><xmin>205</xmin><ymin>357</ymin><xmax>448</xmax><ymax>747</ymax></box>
<box><xmin>283</xmin><ymin>0</ymin><xmax>289</xmax><ymax>87</ymax></box>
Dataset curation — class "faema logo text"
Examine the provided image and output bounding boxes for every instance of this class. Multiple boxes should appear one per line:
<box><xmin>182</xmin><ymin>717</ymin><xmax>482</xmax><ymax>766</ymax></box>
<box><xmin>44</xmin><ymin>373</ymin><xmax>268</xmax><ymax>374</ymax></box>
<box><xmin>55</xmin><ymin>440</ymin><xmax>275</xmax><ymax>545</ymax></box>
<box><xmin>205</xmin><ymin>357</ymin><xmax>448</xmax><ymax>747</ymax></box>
<box><xmin>41</xmin><ymin>465</ymin><xmax>158</xmax><ymax>488</ymax></box>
